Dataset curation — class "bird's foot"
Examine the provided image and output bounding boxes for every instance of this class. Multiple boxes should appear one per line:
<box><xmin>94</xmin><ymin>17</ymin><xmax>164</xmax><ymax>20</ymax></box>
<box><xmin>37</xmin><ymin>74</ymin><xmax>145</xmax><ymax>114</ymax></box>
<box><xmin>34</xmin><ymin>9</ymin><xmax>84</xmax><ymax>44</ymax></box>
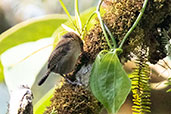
<box><xmin>60</xmin><ymin>74</ymin><xmax>82</xmax><ymax>86</ymax></box>
<box><xmin>65</xmin><ymin>78</ymin><xmax>82</xmax><ymax>86</ymax></box>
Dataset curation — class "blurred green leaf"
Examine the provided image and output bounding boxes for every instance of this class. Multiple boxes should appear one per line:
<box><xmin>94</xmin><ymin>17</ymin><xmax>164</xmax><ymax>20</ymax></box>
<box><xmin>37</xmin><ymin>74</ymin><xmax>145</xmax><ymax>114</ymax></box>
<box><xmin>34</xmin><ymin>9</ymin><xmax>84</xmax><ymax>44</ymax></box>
<box><xmin>0</xmin><ymin>61</ymin><xmax>4</xmax><ymax>82</ymax></box>
<box><xmin>34</xmin><ymin>87</ymin><xmax>55</xmax><ymax>114</ymax></box>
<box><xmin>0</xmin><ymin>14</ymin><xmax>67</xmax><ymax>54</ymax></box>
<box><xmin>167</xmin><ymin>89</ymin><xmax>171</xmax><ymax>92</ymax></box>
<box><xmin>1</xmin><ymin>38</ymin><xmax>53</xmax><ymax>91</ymax></box>
<box><xmin>90</xmin><ymin>51</ymin><xmax>131</xmax><ymax>114</ymax></box>
<box><xmin>0</xmin><ymin>14</ymin><xmax>67</xmax><ymax>82</ymax></box>
<box><xmin>166</xmin><ymin>78</ymin><xmax>171</xmax><ymax>92</ymax></box>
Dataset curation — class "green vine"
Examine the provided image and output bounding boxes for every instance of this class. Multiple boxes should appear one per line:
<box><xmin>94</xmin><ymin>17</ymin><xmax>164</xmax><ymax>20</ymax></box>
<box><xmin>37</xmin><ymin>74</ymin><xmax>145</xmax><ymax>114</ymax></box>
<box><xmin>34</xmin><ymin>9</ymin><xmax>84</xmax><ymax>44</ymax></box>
<box><xmin>96</xmin><ymin>0</ymin><xmax>113</xmax><ymax>49</ymax></box>
<box><xmin>96</xmin><ymin>0</ymin><xmax>148</xmax><ymax>51</ymax></box>
<box><xmin>118</xmin><ymin>0</ymin><xmax>148</xmax><ymax>49</ymax></box>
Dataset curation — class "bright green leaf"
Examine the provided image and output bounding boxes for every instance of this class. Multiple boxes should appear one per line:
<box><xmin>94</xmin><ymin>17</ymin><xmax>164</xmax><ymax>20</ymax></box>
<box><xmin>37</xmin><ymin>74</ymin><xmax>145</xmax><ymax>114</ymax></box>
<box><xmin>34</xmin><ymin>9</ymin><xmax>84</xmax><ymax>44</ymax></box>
<box><xmin>166</xmin><ymin>78</ymin><xmax>171</xmax><ymax>92</ymax></box>
<box><xmin>168</xmin><ymin>78</ymin><xmax>171</xmax><ymax>81</ymax></box>
<box><xmin>167</xmin><ymin>88</ymin><xmax>171</xmax><ymax>92</ymax></box>
<box><xmin>34</xmin><ymin>87</ymin><xmax>55</xmax><ymax>114</ymax></box>
<box><xmin>1</xmin><ymin>38</ymin><xmax>53</xmax><ymax>91</ymax></box>
<box><xmin>0</xmin><ymin>61</ymin><xmax>4</xmax><ymax>82</ymax></box>
<box><xmin>0</xmin><ymin>14</ymin><xmax>67</xmax><ymax>54</ymax></box>
<box><xmin>0</xmin><ymin>14</ymin><xmax>67</xmax><ymax>82</ymax></box>
<box><xmin>90</xmin><ymin>51</ymin><xmax>131</xmax><ymax>114</ymax></box>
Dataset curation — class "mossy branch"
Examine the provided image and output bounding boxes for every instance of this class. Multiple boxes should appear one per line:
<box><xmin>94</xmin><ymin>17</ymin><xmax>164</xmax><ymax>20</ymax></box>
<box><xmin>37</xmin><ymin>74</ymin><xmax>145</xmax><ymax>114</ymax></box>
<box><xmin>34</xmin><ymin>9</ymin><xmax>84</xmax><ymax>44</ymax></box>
<box><xmin>96</xmin><ymin>0</ymin><xmax>113</xmax><ymax>49</ymax></box>
<box><xmin>119</xmin><ymin>0</ymin><xmax>148</xmax><ymax>49</ymax></box>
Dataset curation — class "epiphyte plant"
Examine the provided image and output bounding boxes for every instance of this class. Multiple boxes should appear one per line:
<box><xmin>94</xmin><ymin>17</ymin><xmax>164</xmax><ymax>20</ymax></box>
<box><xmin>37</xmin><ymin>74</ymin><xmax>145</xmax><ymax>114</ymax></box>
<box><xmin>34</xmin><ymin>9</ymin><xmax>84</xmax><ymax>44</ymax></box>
<box><xmin>59</xmin><ymin>0</ymin><xmax>96</xmax><ymax>40</ymax></box>
<box><xmin>90</xmin><ymin>0</ymin><xmax>149</xmax><ymax>114</ymax></box>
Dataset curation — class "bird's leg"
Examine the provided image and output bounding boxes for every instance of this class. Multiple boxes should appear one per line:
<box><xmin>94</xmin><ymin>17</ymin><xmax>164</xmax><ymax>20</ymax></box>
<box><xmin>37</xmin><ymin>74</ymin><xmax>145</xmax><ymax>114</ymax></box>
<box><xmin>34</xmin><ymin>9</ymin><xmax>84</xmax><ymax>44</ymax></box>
<box><xmin>60</xmin><ymin>74</ymin><xmax>82</xmax><ymax>85</ymax></box>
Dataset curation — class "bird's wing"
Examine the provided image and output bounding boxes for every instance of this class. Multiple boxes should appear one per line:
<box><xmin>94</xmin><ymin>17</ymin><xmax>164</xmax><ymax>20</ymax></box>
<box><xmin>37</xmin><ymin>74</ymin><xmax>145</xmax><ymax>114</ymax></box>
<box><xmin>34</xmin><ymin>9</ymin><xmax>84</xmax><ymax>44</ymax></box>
<box><xmin>47</xmin><ymin>39</ymin><xmax>71</xmax><ymax>70</ymax></box>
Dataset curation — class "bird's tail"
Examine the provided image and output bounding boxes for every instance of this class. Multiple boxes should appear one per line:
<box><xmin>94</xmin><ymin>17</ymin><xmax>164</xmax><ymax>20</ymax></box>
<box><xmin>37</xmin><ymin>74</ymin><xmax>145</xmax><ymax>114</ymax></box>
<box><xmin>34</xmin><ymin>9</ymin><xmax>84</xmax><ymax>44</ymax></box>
<box><xmin>38</xmin><ymin>69</ymin><xmax>51</xmax><ymax>86</ymax></box>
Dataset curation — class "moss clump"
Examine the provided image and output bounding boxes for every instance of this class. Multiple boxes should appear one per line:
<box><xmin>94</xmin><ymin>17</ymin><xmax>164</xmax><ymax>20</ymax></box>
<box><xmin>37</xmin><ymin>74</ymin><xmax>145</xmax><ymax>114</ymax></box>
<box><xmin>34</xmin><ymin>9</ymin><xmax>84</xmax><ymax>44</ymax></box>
<box><xmin>84</xmin><ymin>0</ymin><xmax>143</xmax><ymax>62</ymax></box>
<box><xmin>44</xmin><ymin>83</ymin><xmax>102</xmax><ymax>114</ymax></box>
<box><xmin>84</xmin><ymin>24</ymin><xmax>108</xmax><ymax>61</ymax></box>
<box><xmin>84</xmin><ymin>0</ymin><xmax>171</xmax><ymax>63</ymax></box>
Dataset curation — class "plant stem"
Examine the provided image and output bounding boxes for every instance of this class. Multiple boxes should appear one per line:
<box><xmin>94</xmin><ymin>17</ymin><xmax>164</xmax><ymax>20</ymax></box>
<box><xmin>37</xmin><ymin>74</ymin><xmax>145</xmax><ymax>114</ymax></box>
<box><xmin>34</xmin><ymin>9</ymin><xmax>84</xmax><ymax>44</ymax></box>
<box><xmin>59</xmin><ymin>0</ymin><xmax>80</xmax><ymax>35</ymax></box>
<box><xmin>118</xmin><ymin>0</ymin><xmax>148</xmax><ymax>49</ymax></box>
<box><xmin>82</xmin><ymin>11</ymin><xmax>96</xmax><ymax>39</ymax></box>
<box><xmin>75</xmin><ymin>0</ymin><xmax>82</xmax><ymax>32</ymax></box>
<box><xmin>104</xmin><ymin>24</ymin><xmax>116</xmax><ymax>49</ymax></box>
<box><xmin>96</xmin><ymin>0</ymin><xmax>112</xmax><ymax>49</ymax></box>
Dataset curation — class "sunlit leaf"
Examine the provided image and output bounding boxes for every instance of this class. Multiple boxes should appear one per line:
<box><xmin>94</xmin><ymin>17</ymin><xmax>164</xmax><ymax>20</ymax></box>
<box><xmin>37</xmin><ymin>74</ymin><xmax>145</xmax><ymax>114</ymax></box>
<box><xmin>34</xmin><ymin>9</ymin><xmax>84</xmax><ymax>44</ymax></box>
<box><xmin>1</xmin><ymin>38</ymin><xmax>53</xmax><ymax>91</ymax></box>
<box><xmin>0</xmin><ymin>14</ymin><xmax>67</xmax><ymax>54</ymax></box>
<box><xmin>0</xmin><ymin>14</ymin><xmax>67</xmax><ymax>82</ymax></box>
<box><xmin>0</xmin><ymin>61</ymin><xmax>4</xmax><ymax>82</ymax></box>
<box><xmin>34</xmin><ymin>87</ymin><xmax>55</xmax><ymax>114</ymax></box>
<box><xmin>167</xmin><ymin>89</ymin><xmax>171</xmax><ymax>92</ymax></box>
<box><xmin>90</xmin><ymin>51</ymin><xmax>131</xmax><ymax>114</ymax></box>
<box><xmin>166</xmin><ymin>78</ymin><xmax>171</xmax><ymax>92</ymax></box>
<box><xmin>34</xmin><ymin>82</ymin><xmax>64</xmax><ymax>114</ymax></box>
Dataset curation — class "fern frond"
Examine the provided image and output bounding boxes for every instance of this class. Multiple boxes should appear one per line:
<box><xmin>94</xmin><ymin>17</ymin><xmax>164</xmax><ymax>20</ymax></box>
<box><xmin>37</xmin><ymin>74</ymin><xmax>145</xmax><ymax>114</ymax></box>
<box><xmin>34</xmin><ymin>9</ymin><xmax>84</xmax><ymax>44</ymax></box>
<box><xmin>130</xmin><ymin>49</ymin><xmax>151</xmax><ymax>114</ymax></box>
<box><xmin>160</xmin><ymin>28</ymin><xmax>171</xmax><ymax>56</ymax></box>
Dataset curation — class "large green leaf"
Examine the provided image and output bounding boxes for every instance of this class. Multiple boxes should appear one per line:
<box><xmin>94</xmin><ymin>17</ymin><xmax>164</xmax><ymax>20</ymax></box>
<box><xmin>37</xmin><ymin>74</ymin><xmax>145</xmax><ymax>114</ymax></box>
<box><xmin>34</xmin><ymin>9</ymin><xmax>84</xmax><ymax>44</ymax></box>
<box><xmin>90</xmin><ymin>51</ymin><xmax>131</xmax><ymax>114</ymax></box>
<box><xmin>34</xmin><ymin>87</ymin><xmax>55</xmax><ymax>114</ymax></box>
<box><xmin>1</xmin><ymin>38</ymin><xmax>53</xmax><ymax>91</ymax></box>
<box><xmin>0</xmin><ymin>61</ymin><xmax>4</xmax><ymax>82</ymax></box>
<box><xmin>0</xmin><ymin>14</ymin><xmax>67</xmax><ymax>82</ymax></box>
<box><xmin>0</xmin><ymin>14</ymin><xmax>67</xmax><ymax>54</ymax></box>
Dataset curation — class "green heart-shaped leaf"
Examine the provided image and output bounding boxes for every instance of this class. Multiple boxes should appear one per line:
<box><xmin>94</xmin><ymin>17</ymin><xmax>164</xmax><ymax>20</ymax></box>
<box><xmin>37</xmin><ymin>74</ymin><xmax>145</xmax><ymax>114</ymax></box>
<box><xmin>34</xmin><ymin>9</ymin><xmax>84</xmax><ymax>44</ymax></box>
<box><xmin>90</xmin><ymin>51</ymin><xmax>131</xmax><ymax>114</ymax></box>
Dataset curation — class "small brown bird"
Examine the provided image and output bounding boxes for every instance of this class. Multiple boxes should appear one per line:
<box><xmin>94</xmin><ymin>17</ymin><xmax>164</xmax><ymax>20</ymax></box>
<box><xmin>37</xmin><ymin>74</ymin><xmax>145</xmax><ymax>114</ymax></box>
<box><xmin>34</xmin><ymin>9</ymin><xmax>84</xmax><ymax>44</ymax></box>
<box><xmin>38</xmin><ymin>32</ymin><xmax>83</xmax><ymax>86</ymax></box>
